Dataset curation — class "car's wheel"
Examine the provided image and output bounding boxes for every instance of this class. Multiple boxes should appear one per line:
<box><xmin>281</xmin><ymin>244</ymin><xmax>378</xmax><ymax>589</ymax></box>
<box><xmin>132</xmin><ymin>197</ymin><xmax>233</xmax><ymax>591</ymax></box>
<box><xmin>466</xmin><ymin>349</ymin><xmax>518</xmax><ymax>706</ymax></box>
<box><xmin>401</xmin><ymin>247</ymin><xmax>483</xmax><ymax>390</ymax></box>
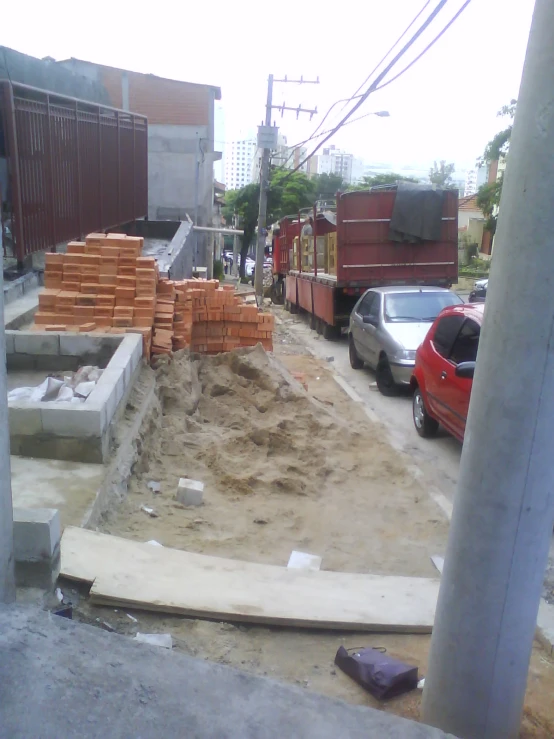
<box><xmin>412</xmin><ymin>386</ymin><xmax>439</xmax><ymax>437</ymax></box>
<box><xmin>349</xmin><ymin>335</ymin><xmax>364</xmax><ymax>369</ymax></box>
<box><xmin>376</xmin><ymin>356</ymin><xmax>399</xmax><ymax>396</ymax></box>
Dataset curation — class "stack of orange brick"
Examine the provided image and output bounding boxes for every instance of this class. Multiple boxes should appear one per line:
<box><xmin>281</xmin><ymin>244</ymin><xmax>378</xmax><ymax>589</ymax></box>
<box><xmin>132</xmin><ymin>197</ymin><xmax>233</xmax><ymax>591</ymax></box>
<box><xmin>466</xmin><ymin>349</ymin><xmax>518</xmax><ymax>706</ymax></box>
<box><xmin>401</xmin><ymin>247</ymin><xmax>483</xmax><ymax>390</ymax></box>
<box><xmin>152</xmin><ymin>278</ymin><xmax>274</xmax><ymax>355</ymax></box>
<box><xmin>33</xmin><ymin>232</ymin><xmax>156</xmax><ymax>356</ymax></box>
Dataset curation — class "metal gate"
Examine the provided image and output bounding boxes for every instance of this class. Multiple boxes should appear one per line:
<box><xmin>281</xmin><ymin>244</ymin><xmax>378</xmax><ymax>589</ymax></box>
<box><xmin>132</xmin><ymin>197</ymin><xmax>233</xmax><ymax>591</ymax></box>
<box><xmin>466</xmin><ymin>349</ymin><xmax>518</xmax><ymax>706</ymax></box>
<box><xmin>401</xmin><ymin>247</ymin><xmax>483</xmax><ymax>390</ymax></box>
<box><xmin>0</xmin><ymin>80</ymin><xmax>148</xmax><ymax>262</ymax></box>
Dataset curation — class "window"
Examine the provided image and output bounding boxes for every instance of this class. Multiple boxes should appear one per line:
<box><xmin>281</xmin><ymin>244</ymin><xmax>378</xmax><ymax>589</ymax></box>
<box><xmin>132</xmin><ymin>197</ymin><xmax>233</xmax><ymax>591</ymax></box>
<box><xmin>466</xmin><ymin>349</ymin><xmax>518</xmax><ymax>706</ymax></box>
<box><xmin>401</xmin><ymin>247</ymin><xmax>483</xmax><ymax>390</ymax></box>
<box><xmin>449</xmin><ymin>319</ymin><xmax>480</xmax><ymax>364</ymax></box>
<box><xmin>384</xmin><ymin>292</ymin><xmax>463</xmax><ymax>323</ymax></box>
<box><xmin>432</xmin><ymin>315</ymin><xmax>465</xmax><ymax>358</ymax></box>
<box><xmin>369</xmin><ymin>293</ymin><xmax>381</xmax><ymax>320</ymax></box>
<box><xmin>356</xmin><ymin>291</ymin><xmax>375</xmax><ymax>317</ymax></box>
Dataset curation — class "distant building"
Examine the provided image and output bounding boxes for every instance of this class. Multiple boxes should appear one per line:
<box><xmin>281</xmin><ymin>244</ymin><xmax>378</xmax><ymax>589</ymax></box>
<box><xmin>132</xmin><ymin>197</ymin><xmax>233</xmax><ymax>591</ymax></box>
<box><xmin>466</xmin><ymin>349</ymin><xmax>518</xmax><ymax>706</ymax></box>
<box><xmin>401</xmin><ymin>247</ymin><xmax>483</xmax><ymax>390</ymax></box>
<box><xmin>225</xmin><ymin>138</ymin><xmax>257</xmax><ymax>190</ymax></box>
<box><xmin>318</xmin><ymin>146</ymin><xmax>356</xmax><ymax>182</ymax></box>
<box><xmin>464</xmin><ymin>165</ymin><xmax>488</xmax><ymax>196</ymax></box>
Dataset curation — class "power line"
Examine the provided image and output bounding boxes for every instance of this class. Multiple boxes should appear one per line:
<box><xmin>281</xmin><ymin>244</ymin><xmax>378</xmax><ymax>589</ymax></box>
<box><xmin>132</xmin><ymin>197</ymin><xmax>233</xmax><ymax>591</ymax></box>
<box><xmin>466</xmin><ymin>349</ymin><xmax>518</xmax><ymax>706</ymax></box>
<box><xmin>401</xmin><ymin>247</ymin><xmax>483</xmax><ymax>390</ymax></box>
<box><xmin>286</xmin><ymin>0</ymin><xmax>473</xmax><ymax>179</ymax></box>
<box><xmin>307</xmin><ymin>0</ymin><xmax>433</xmax><ymax>144</ymax></box>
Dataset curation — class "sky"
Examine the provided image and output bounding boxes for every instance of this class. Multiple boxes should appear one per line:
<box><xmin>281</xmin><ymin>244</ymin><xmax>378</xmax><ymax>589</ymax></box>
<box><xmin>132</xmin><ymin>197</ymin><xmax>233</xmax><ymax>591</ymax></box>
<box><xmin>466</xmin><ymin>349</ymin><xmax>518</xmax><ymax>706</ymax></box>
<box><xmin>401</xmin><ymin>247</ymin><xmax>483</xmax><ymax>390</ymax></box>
<box><xmin>1</xmin><ymin>0</ymin><xmax>536</xmax><ymax>180</ymax></box>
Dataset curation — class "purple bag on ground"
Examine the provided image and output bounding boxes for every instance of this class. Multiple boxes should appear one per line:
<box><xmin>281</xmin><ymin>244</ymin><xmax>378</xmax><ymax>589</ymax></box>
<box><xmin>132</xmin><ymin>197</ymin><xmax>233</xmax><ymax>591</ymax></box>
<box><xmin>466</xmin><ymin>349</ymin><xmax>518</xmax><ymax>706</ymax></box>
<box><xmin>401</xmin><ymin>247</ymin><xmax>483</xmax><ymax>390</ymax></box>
<box><xmin>334</xmin><ymin>646</ymin><xmax>418</xmax><ymax>700</ymax></box>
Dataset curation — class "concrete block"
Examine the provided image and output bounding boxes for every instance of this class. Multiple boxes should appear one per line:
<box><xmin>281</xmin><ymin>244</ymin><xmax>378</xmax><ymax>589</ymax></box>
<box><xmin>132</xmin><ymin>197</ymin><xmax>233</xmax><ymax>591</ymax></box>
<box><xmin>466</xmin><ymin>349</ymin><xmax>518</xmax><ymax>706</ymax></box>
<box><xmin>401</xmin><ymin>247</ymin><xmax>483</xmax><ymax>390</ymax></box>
<box><xmin>93</xmin><ymin>368</ymin><xmax>125</xmax><ymax>408</ymax></box>
<box><xmin>40</xmin><ymin>406</ymin><xmax>102</xmax><ymax>437</ymax></box>
<box><xmin>12</xmin><ymin>507</ymin><xmax>61</xmax><ymax>562</ymax></box>
<box><xmin>59</xmin><ymin>334</ymin><xmax>112</xmax><ymax>357</ymax></box>
<box><xmin>14</xmin><ymin>332</ymin><xmax>60</xmax><ymax>356</ymax></box>
<box><xmin>176</xmin><ymin>478</ymin><xmax>204</xmax><ymax>506</ymax></box>
<box><xmin>9</xmin><ymin>406</ymin><xmax>43</xmax><ymax>435</ymax></box>
<box><xmin>5</xmin><ymin>331</ymin><xmax>15</xmax><ymax>355</ymax></box>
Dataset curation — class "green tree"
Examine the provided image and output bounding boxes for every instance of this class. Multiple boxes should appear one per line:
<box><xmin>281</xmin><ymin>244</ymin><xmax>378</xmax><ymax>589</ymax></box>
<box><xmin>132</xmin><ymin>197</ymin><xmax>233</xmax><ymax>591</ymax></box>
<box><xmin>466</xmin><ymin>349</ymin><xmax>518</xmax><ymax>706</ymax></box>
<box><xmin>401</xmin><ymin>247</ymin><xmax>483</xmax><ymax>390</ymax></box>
<box><xmin>429</xmin><ymin>160</ymin><xmax>455</xmax><ymax>187</ymax></box>
<box><xmin>222</xmin><ymin>169</ymin><xmax>315</xmax><ymax>278</ymax></box>
<box><xmin>348</xmin><ymin>172</ymin><xmax>419</xmax><ymax>190</ymax></box>
<box><xmin>476</xmin><ymin>99</ymin><xmax>516</xmax><ymax>235</ymax></box>
<box><xmin>312</xmin><ymin>172</ymin><xmax>345</xmax><ymax>199</ymax></box>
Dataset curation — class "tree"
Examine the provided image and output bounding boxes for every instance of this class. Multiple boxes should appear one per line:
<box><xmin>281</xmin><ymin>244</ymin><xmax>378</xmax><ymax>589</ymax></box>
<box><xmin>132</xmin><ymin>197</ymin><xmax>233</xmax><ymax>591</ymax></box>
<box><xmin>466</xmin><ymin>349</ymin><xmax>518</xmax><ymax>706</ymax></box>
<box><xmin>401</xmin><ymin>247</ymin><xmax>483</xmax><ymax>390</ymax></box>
<box><xmin>428</xmin><ymin>160</ymin><xmax>455</xmax><ymax>187</ymax></box>
<box><xmin>349</xmin><ymin>172</ymin><xmax>419</xmax><ymax>190</ymax></box>
<box><xmin>476</xmin><ymin>99</ymin><xmax>516</xmax><ymax>235</ymax></box>
<box><xmin>222</xmin><ymin>169</ymin><xmax>315</xmax><ymax>278</ymax></box>
<box><xmin>311</xmin><ymin>172</ymin><xmax>345</xmax><ymax>200</ymax></box>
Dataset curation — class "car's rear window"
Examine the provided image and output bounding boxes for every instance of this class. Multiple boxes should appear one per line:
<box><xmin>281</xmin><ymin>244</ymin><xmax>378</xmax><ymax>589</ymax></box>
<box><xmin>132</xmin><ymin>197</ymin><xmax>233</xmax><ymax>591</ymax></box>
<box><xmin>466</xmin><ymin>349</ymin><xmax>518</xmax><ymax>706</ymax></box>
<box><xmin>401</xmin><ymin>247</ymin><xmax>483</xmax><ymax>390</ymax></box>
<box><xmin>384</xmin><ymin>292</ymin><xmax>462</xmax><ymax>323</ymax></box>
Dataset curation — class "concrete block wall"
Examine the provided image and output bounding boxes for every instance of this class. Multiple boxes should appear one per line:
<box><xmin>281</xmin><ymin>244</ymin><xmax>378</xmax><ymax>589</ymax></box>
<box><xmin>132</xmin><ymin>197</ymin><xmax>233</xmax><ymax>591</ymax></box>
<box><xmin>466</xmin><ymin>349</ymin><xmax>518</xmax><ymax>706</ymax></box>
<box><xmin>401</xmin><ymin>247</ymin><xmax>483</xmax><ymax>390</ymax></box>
<box><xmin>7</xmin><ymin>332</ymin><xmax>143</xmax><ymax>463</ymax></box>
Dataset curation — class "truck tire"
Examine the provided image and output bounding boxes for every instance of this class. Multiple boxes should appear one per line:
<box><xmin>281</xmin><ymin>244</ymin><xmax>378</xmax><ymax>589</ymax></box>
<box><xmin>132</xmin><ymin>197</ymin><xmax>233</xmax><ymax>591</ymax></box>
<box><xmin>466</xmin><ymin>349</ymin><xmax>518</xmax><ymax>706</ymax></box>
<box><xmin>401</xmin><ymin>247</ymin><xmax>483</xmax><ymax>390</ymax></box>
<box><xmin>310</xmin><ymin>313</ymin><xmax>317</xmax><ymax>330</ymax></box>
<box><xmin>349</xmin><ymin>336</ymin><xmax>364</xmax><ymax>369</ymax></box>
<box><xmin>284</xmin><ymin>300</ymin><xmax>291</xmax><ymax>312</ymax></box>
<box><xmin>290</xmin><ymin>302</ymin><xmax>298</xmax><ymax>314</ymax></box>
<box><xmin>316</xmin><ymin>318</ymin><xmax>324</xmax><ymax>335</ymax></box>
<box><xmin>413</xmin><ymin>386</ymin><xmax>439</xmax><ymax>437</ymax></box>
<box><xmin>323</xmin><ymin>322</ymin><xmax>341</xmax><ymax>341</ymax></box>
<box><xmin>376</xmin><ymin>356</ymin><xmax>399</xmax><ymax>396</ymax></box>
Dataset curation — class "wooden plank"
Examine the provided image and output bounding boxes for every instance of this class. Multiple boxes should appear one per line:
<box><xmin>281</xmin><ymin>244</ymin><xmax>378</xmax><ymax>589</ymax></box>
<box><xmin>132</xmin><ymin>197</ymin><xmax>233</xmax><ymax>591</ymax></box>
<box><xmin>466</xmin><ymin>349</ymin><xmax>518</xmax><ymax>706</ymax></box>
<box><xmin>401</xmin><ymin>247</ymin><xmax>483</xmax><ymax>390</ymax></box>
<box><xmin>60</xmin><ymin>527</ymin><xmax>440</xmax><ymax>632</ymax></box>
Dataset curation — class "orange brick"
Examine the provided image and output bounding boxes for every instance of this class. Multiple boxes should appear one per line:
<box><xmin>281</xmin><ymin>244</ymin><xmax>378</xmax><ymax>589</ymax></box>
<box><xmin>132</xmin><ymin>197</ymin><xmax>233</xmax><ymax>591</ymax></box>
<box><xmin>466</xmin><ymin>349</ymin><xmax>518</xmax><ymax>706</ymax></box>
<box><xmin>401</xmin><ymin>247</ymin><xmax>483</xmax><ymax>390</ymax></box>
<box><xmin>45</xmin><ymin>252</ymin><xmax>65</xmax><ymax>264</ymax></box>
<box><xmin>136</xmin><ymin>257</ymin><xmax>156</xmax><ymax>268</ymax></box>
<box><xmin>114</xmin><ymin>307</ymin><xmax>134</xmax><ymax>318</ymax></box>
<box><xmin>34</xmin><ymin>312</ymin><xmax>58</xmax><ymax>325</ymax></box>
<box><xmin>44</xmin><ymin>276</ymin><xmax>63</xmax><ymax>289</ymax></box>
<box><xmin>95</xmin><ymin>296</ymin><xmax>115</xmax><ymax>307</ymax></box>
<box><xmin>45</xmin><ymin>324</ymin><xmax>67</xmax><ymax>332</ymax></box>
<box><xmin>38</xmin><ymin>290</ymin><xmax>60</xmax><ymax>309</ymax></box>
<box><xmin>85</xmin><ymin>233</ymin><xmax>106</xmax><ymax>244</ymax></box>
<box><xmin>66</xmin><ymin>241</ymin><xmax>86</xmax><ymax>254</ymax></box>
<box><xmin>100</xmin><ymin>284</ymin><xmax>117</xmax><ymax>296</ymax></box>
<box><xmin>115</xmin><ymin>298</ymin><xmax>136</xmax><ymax>308</ymax></box>
<box><xmin>125</xmin><ymin>235</ymin><xmax>144</xmax><ymax>249</ymax></box>
<box><xmin>99</xmin><ymin>274</ymin><xmax>118</xmax><ymax>286</ymax></box>
<box><xmin>74</xmin><ymin>306</ymin><xmax>95</xmax><ymax>319</ymax></box>
<box><xmin>133</xmin><ymin>315</ymin><xmax>153</xmax><ymax>327</ymax></box>
<box><xmin>62</xmin><ymin>264</ymin><xmax>81</xmax><ymax>276</ymax></box>
<box><xmin>117</xmin><ymin>276</ymin><xmax>136</xmax><ymax>288</ymax></box>
<box><xmin>100</xmin><ymin>256</ymin><xmax>118</xmax><ymax>267</ymax></box>
<box><xmin>98</xmin><ymin>264</ymin><xmax>118</xmax><ymax>276</ymax></box>
<box><xmin>155</xmin><ymin>303</ymin><xmax>174</xmax><ymax>315</ymax></box>
<box><xmin>118</xmin><ymin>266</ymin><xmax>137</xmax><ymax>277</ymax></box>
<box><xmin>113</xmin><ymin>317</ymin><xmax>133</xmax><ymax>328</ymax></box>
<box><xmin>81</xmin><ymin>283</ymin><xmax>101</xmax><ymax>294</ymax></box>
<box><xmin>119</xmin><ymin>257</ymin><xmax>139</xmax><ymax>268</ymax></box>
<box><xmin>61</xmin><ymin>281</ymin><xmax>81</xmax><ymax>293</ymax></box>
<box><xmin>109</xmin><ymin>327</ymin><xmax>127</xmax><ymax>334</ymax></box>
<box><xmin>135</xmin><ymin>297</ymin><xmax>156</xmax><ymax>309</ymax></box>
<box><xmin>136</xmin><ymin>268</ymin><xmax>156</xmax><ymax>280</ymax></box>
<box><xmin>94</xmin><ymin>316</ymin><xmax>113</xmax><ymax>328</ymax></box>
<box><xmin>84</xmin><ymin>244</ymin><xmax>102</xmax><ymax>255</ymax></box>
<box><xmin>100</xmin><ymin>246</ymin><xmax>121</xmax><ymax>258</ymax></box>
<box><xmin>76</xmin><ymin>294</ymin><xmax>97</xmax><ymax>306</ymax></box>
<box><xmin>78</xmin><ymin>322</ymin><xmax>96</xmax><ymax>332</ymax></box>
<box><xmin>115</xmin><ymin>287</ymin><xmax>136</xmax><ymax>300</ymax></box>
<box><xmin>136</xmin><ymin>287</ymin><xmax>156</xmax><ymax>297</ymax></box>
<box><xmin>94</xmin><ymin>306</ymin><xmax>114</xmax><ymax>318</ymax></box>
<box><xmin>80</xmin><ymin>253</ymin><xmax>101</xmax><ymax>266</ymax></box>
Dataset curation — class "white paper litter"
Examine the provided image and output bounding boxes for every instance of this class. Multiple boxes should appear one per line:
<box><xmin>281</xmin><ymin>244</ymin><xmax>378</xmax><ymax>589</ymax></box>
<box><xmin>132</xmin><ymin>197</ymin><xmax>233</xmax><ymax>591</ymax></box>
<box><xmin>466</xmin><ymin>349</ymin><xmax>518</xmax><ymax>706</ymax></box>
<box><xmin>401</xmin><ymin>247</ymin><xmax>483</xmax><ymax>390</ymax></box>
<box><xmin>74</xmin><ymin>381</ymin><xmax>96</xmax><ymax>399</ymax></box>
<box><xmin>146</xmin><ymin>540</ymin><xmax>163</xmax><ymax>547</ymax></box>
<box><xmin>55</xmin><ymin>386</ymin><xmax>75</xmax><ymax>403</ymax></box>
<box><xmin>140</xmin><ymin>505</ymin><xmax>159</xmax><ymax>518</ymax></box>
<box><xmin>126</xmin><ymin>613</ymin><xmax>138</xmax><ymax>623</ymax></box>
<box><xmin>134</xmin><ymin>633</ymin><xmax>173</xmax><ymax>649</ymax></box>
<box><xmin>8</xmin><ymin>366</ymin><xmax>103</xmax><ymax>404</ymax></box>
<box><xmin>287</xmin><ymin>550</ymin><xmax>322</xmax><ymax>571</ymax></box>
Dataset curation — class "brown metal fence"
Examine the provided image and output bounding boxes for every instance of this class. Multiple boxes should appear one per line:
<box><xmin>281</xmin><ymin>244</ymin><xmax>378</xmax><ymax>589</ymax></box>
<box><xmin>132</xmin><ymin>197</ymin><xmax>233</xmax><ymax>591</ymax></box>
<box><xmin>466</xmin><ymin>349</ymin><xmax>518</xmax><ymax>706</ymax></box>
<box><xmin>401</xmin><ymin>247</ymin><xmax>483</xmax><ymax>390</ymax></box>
<box><xmin>0</xmin><ymin>81</ymin><xmax>147</xmax><ymax>262</ymax></box>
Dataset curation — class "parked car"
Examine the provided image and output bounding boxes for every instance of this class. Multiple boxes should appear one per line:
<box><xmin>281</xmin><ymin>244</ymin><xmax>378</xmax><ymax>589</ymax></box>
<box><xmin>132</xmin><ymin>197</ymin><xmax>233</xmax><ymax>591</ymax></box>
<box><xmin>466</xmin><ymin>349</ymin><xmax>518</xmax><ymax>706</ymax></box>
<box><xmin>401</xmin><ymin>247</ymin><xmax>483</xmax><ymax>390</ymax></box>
<box><xmin>469</xmin><ymin>278</ymin><xmax>488</xmax><ymax>303</ymax></box>
<box><xmin>348</xmin><ymin>286</ymin><xmax>463</xmax><ymax>396</ymax></box>
<box><xmin>410</xmin><ymin>302</ymin><xmax>484</xmax><ymax>441</ymax></box>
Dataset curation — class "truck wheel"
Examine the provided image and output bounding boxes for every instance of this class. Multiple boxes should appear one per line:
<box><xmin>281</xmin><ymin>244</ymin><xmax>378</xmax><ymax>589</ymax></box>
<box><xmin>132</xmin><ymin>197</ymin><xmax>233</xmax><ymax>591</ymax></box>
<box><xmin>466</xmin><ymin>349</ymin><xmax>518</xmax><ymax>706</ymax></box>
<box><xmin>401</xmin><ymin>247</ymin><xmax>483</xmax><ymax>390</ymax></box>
<box><xmin>290</xmin><ymin>302</ymin><xmax>298</xmax><ymax>314</ymax></box>
<box><xmin>316</xmin><ymin>318</ymin><xmax>324</xmax><ymax>335</ymax></box>
<box><xmin>323</xmin><ymin>323</ymin><xmax>340</xmax><ymax>341</ymax></box>
<box><xmin>284</xmin><ymin>300</ymin><xmax>291</xmax><ymax>312</ymax></box>
<box><xmin>376</xmin><ymin>356</ymin><xmax>399</xmax><ymax>396</ymax></box>
<box><xmin>349</xmin><ymin>336</ymin><xmax>364</xmax><ymax>369</ymax></box>
<box><xmin>413</xmin><ymin>386</ymin><xmax>439</xmax><ymax>437</ymax></box>
<box><xmin>310</xmin><ymin>313</ymin><xmax>317</xmax><ymax>330</ymax></box>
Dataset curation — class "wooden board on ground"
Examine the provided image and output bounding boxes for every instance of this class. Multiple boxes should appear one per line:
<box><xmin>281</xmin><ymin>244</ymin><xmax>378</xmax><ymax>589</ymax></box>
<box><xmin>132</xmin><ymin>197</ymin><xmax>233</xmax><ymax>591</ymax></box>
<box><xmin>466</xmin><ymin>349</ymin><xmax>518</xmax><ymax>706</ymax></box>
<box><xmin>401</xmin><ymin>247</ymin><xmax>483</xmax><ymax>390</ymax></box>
<box><xmin>60</xmin><ymin>527</ymin><xmax>440</xmax><ymax>632</ymax></box>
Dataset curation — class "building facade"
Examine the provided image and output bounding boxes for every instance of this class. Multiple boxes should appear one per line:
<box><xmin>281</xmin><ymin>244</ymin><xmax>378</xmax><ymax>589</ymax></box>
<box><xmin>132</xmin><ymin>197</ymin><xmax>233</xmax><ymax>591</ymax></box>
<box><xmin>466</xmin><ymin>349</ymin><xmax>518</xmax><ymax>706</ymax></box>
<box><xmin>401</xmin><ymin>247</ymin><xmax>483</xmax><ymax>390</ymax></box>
<box><xmin>317</xmin><ymin>146</ymin><xmax>364</xmax><ymax>185</ymax></box>
<box><xmin>464</xmin><ymin>165</ymin><xmax>488</xmax><ymax>196</ymax></box>
<box><xmin>225</xmin><ymin>138</ymin><xmax>256</xmax><ymax>190</ymax></box>
<box><xmin>56</xmin><ymin>58</ymin><xmax>221</xmax><ymax>269</ymax></box>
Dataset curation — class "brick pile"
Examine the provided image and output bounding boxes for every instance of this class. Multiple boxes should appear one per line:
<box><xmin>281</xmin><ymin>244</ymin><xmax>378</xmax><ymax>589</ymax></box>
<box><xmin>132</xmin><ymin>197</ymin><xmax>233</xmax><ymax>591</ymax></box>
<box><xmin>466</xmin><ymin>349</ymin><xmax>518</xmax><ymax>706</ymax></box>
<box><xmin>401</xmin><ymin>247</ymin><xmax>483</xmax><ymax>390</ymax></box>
<box><xmin>151</xmin><ymin>278</ymin><xmax>274</xmax><ymax>356</ymax></box>
<box><xmin>32</xmin><ymin>233</ymin><xmax>274</xmax><ymax>359</ymax></box>
<box><xmin>35</xmin><ymin>232</ymin><xmax>155</xmax><ymax>355</ymax></box>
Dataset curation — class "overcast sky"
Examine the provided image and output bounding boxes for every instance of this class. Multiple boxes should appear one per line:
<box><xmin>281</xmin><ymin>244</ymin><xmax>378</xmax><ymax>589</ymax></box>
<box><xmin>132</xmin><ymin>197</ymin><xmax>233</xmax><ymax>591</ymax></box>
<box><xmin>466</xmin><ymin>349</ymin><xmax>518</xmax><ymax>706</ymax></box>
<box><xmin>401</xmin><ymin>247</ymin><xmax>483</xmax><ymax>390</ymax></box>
<box><xmin>1</xmin><ymin>0</ymin><xmax>535</xmax><ymax>177</ymax></box>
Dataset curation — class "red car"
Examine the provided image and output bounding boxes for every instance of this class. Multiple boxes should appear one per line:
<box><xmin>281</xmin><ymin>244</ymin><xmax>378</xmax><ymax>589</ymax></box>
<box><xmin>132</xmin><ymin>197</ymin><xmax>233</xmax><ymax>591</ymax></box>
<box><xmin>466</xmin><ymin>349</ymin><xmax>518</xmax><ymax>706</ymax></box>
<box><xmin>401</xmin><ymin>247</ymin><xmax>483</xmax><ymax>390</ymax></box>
<box><xmin>410</xmin><ymin>302</ymin><xmax>484</xmax><ymax>442</ymax></box>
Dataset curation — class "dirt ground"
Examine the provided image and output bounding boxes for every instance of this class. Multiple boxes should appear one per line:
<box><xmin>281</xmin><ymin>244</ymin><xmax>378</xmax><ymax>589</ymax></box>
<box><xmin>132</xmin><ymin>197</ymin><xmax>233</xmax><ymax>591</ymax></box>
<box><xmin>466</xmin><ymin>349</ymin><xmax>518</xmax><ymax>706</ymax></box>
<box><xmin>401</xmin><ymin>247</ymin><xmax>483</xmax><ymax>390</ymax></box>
<box><xmin>67</xmin><ymin>321</ymin><xmax>554</xmax><ymax>738</ymax></box>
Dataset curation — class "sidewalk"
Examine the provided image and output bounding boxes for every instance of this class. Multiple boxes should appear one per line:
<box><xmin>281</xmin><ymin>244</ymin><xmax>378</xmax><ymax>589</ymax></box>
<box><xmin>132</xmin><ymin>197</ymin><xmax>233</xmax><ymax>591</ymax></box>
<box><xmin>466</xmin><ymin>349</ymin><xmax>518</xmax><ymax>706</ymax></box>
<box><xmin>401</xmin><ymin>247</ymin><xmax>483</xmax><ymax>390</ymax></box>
<box><xmin>0</xmin><ymin>605</ymin><xmax>457</xmax><ymax>739</ymax></box>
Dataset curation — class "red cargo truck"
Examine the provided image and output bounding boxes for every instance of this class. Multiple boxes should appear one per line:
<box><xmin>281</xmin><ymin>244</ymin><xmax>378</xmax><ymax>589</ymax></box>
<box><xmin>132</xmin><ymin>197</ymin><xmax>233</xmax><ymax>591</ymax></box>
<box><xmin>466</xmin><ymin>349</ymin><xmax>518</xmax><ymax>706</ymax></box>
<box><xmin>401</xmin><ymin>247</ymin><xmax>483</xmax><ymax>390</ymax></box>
<box><xmin>282</xmin><ymin>187</ymin><xmax>458</xmax><ymax>339</ymax></box>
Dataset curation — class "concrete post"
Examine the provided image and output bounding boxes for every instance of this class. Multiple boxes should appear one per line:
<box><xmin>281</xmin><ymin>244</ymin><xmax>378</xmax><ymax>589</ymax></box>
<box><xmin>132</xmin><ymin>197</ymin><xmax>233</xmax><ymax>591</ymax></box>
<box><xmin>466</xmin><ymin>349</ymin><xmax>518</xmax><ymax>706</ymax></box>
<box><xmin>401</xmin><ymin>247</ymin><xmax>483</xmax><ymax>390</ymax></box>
<box><xmin>0</xmin><ymin>230</ymin><xmax>15</xmax><ymax>603</ymax></box>
<box><xmin>255</xmin><ymin>74</ymin><xmax>273</xmax><ymax>298</ymax></box>
<box><xmin>232</xmin><ymin>214</ymin><xmax>239</xmax><ymax>278</ymax></box>
<box><xmin>422</xmin><ymin>2</ymin><xmax>554</xmax><ymax>737</ymax></box>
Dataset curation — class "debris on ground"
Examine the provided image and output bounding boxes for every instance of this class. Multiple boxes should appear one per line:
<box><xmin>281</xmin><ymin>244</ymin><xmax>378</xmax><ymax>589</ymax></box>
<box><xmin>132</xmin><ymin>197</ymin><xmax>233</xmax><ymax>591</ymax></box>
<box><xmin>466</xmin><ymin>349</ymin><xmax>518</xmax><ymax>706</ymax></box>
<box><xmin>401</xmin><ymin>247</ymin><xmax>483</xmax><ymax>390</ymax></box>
<box><xmin>134</xmin><ymin>632</ymin><xmax>173</xmax><ymax>649</ymax></box>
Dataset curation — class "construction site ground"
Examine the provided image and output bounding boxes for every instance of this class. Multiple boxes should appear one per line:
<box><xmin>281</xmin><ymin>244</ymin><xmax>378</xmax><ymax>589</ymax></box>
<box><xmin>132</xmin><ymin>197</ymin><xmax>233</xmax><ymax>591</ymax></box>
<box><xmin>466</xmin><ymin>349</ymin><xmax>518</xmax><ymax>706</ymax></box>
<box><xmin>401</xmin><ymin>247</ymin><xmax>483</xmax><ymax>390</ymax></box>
<box><xmin>65</xmin><ymin>306</ymin><xmax>554</xmax><ymax>738</ymax></box>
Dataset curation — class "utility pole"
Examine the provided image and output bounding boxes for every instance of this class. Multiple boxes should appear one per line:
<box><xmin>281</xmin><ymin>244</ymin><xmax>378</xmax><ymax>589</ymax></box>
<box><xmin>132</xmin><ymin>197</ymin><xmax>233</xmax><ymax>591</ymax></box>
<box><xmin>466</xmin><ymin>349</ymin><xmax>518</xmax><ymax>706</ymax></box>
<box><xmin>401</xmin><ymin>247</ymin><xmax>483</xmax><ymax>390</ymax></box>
<box><xmin>422</xmin><ymin>1</ymin><xmax>554</xmax><ymax>737</ymax></box>
<box><xmin>254</xmin><ymin>74</ymin><xmax>274</xmax><ymax>298</ymax></box>
<box><xmin>254</xmin><ymin>74</ymin><xmax>319</xmax><ymax>299</ymax></box>
<box><xmin>0</xmin><ymin>219</ymin><xmax>15</xmax><ymax>603</ymax></box>
<box><xmin>232</xmin><ymin>213</ymin><xmax>239</xmax><ymax>278</ymax></box>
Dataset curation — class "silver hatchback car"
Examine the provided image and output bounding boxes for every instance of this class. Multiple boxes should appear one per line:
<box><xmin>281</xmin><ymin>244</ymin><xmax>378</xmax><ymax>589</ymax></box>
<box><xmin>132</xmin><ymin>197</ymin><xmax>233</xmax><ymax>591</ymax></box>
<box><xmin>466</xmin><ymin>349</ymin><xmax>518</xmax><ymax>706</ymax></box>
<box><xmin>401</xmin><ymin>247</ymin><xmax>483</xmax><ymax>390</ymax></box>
<box><xmin>348</xmin><ymin>286</ymin><xmax>463</xmax><ymax>396</ymax></box>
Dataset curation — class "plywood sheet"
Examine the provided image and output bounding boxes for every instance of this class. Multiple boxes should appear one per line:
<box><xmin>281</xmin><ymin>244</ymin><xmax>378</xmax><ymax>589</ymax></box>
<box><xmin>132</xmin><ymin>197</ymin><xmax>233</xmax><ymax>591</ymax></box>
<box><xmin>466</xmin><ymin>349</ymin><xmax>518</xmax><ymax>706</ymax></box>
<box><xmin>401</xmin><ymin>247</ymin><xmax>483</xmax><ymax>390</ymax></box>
<box><xmin>61</xmin><ymin>527</ymin><xmax>440</xmax><ymax>632</ymax></box>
